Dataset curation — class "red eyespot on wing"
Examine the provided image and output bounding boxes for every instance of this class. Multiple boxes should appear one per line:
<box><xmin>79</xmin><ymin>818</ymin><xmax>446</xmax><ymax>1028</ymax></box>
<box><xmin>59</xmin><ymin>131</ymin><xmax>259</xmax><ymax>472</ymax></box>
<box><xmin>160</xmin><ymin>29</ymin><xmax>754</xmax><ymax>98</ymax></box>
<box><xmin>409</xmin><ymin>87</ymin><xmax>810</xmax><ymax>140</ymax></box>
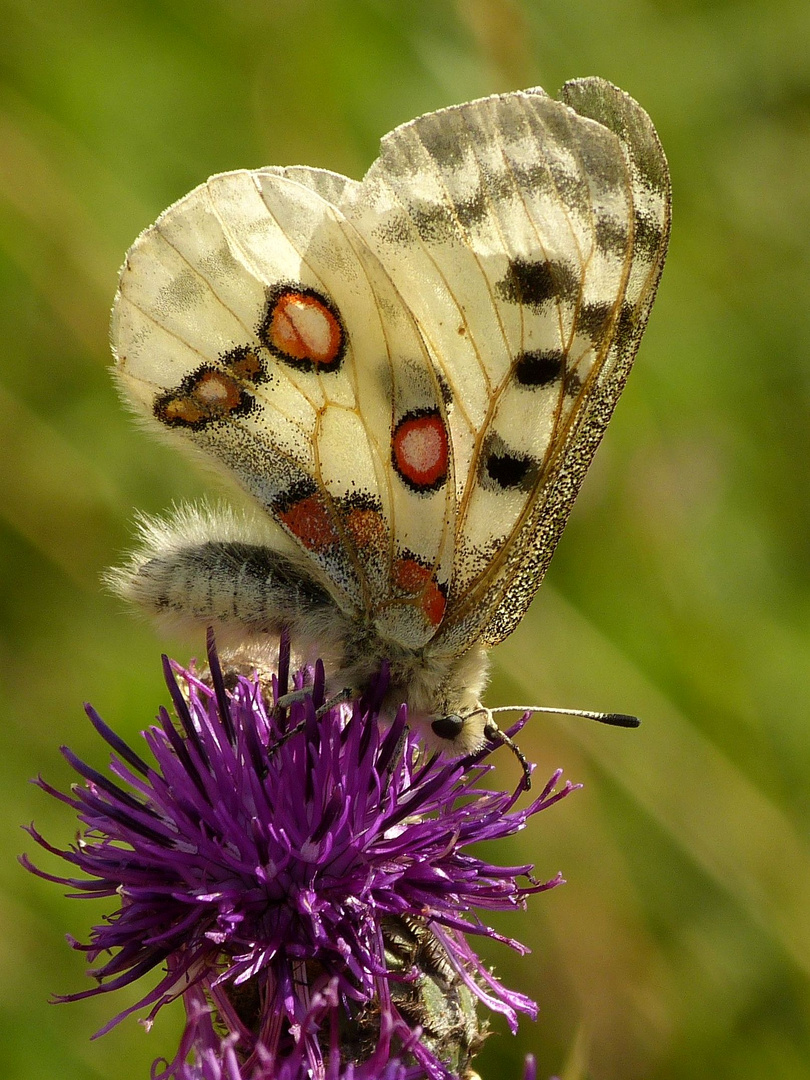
<box><xmin>153</xmin><ymin>348</ymin><xmax>267</xmax><ymax>430</ymax></box>
<box><xmin>342</xmin><ymin>505</ymin><xmax>387</xmax><ymax>552</ymax></box>
<box><xmin>276</xmin><ymin>489</ymin><xmax>339</xmax><ymax>553</ymax></box>
<box><xmin>394</xmin><ymin>557</ymin><xmax>431</xmax><ymax>594</ymax></box>
<box><xmin>393</xmin><ymin>557</ymin><xmax>447</xmax><ymax>627</ymax></box>
<box><xmin>421</xmin><ymin>579</ymin><xmax>447</xmax><ymax>626</ymax></box>
<box><xmin>155</xmin><ymin>368</ymin><xmax>253</xmax><ymax>429</ymax></box>
<box><xmin>391</xmin><ymin>410</ymin><xmax>448</xmax><ymax>492</ymax></box>
<box><xmin>260</xmin><ymin>288</ymin><xmax>345</xmax><ymax>372</ymax></box>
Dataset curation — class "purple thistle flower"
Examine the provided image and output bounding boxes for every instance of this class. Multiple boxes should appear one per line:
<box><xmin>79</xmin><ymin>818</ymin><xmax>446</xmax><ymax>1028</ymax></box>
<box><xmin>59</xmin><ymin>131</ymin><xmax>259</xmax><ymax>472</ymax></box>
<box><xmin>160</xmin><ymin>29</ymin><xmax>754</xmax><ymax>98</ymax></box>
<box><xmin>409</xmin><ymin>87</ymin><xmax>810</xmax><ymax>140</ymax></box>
<box><xmin>172</xmin><ymin>980</ymin><xmax>425</xmax><ymax>1079</ymax></box>
<box><xmin>176</xmin><ymin>1032</ymin><xmax>541</xmax><ymax>1080</ymax></box>
<box><xmin>23</xmin><ymin>634</ymin><xmax>577</xmax><ymax>1079</ymax></box>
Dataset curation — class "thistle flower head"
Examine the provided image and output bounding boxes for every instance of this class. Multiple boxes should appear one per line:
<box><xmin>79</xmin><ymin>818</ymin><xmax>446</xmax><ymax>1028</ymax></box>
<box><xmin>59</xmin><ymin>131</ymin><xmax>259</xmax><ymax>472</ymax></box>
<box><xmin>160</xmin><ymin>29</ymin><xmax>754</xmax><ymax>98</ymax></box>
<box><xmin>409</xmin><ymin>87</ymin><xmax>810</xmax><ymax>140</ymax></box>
<box><xmin>24</xmin><ymin>635</ymin><xmax>576</xmax><ymax>1078</ymax></box>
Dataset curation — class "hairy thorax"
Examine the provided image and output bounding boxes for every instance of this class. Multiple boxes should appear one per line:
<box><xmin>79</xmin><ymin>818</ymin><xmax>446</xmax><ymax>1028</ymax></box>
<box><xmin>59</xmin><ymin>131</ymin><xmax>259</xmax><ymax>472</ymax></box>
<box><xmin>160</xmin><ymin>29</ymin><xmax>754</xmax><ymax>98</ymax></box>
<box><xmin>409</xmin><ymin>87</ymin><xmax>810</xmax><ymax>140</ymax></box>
<box><xmin>339</xmin><ymin>622</ymin><xmax>491</xmax><ymax>731</ymax></box>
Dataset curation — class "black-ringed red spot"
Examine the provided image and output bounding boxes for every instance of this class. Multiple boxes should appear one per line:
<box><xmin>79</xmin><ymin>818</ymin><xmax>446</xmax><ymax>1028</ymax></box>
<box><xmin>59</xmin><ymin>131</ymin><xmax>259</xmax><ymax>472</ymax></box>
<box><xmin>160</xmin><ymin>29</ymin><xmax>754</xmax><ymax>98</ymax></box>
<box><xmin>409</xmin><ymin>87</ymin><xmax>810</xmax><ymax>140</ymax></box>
<box><xmin>393</xmin><ymin>555</ymin><xmax>447</xmax><ymax>627</ymax></box>
<box><xmin>155</xmin><ymin>366</ymin><xmax>254</xmax><ymax>429</ymax></box>
<box><xmin>153</xmin><ymin>347</ymin><xmax>267</xmax><ymax>430</ymax></box>
<box><xmin>259</xmin><ymin>286</ymin><xmax>346</xmax><ymax>372</ymax></box>
<box><xmin>391</xmin><ymin>409</ymin><xmax>448</xmax><ymax>492</ymax></box>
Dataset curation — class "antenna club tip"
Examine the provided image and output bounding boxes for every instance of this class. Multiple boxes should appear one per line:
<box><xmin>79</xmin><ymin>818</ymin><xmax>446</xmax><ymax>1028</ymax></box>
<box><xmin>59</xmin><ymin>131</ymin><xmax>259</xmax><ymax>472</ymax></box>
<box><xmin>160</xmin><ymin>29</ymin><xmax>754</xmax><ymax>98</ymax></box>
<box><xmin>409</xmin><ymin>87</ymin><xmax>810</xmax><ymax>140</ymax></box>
<box><xmin>604</xmin><ymin>713</ymin><xmax>641</xmax><ymax>728</ymax></box>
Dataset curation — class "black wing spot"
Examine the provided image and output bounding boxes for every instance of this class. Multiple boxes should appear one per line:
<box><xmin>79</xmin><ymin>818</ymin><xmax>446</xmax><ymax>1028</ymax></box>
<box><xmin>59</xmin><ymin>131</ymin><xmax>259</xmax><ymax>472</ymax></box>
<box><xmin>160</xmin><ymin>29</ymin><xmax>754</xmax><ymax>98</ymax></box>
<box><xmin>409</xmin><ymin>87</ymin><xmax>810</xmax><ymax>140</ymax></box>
<box><xmin>434</xmin><ymin>368</ymin><xmax>454</xmax><ymax>408</ymax></box>
<box><xmin>633</xmin><ymin>209</ymin><xmax>665</xmax><ymax>258</ymax></box>
<box><xmin>511</xmin><ymin>162</ymin><xmax>552</xmax><ymax>195</ymax></box>
<box><xmin>339</xmin><ymin>490</ymin><xmax>383</xmax><ymax>514</ymax></box>
<box><xmin>595</xmin><ymin>216</ymin><xmax>630</xmax><ymax>256</ymax></box>
<box><xmin>486</xmin><ymin>453</ymin><xmax>534</xmax><ymax>489</ymax></box>
<box><xmin>615</xmin><ymin>302</ymin><xmax>637</xmax><ymax>349</ymax></box>
<box><xmin>480</xmin><ymin>434</ymin><xmax>539</xmax><ymax>492</ymax></box>
<box><xmin>565</xmin><ymin>370</ymin><xmax>583</xmax><ymax>398</ymax></box>
<box><xmin>410</xmin><ymin>201</ymin><xmax>456</xmax><ymax>244</ymax></box>
<box><xmin>575</xmin><ymin>301</ymin><xmax>613</xmax><ymax>340</ymax></box>
<box><xmin>496</xmin><ymin>257</ymin><xmax>579</xmax><ymax>308</ymax></box>
<box><xmin>514</xmin><ymin>349</ymin><xmax>565</xmax><ymax>387</ymax></box>
<box><xmin>454</xmin><ymin>184</ymin><xmax>488</xmax><ymax>228</ymax></box>
<box><xmin>416</xmin><ymin>115</ymin><xmax>470</xmax><ymax>169</ymax></box>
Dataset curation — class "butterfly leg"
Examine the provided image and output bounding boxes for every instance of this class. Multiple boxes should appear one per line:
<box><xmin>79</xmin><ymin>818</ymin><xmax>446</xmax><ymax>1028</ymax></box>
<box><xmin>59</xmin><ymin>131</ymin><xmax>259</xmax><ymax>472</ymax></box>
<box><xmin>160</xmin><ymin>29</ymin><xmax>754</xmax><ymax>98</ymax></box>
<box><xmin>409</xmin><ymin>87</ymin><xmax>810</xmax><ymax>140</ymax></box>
<box><xmin>482</xmin><ymin>717</ymin><xmax>533</xmax><ymax>791</ymax></box>
<box><xmin>268</xmin><ymin>687</ymin><xmax>355</xmax><ymax>760</ymax></box>
<box><xmin>274</xmin><ymin>686</ymin><xmax>352</xmax><ymax>717</ymax></box>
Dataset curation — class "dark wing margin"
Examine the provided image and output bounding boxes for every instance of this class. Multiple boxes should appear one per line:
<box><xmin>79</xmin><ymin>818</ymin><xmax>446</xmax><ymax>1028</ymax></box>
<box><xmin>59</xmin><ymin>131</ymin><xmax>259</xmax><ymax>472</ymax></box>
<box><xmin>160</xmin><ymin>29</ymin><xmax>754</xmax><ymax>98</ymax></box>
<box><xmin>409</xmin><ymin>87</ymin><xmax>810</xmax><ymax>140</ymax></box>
<box><xmin>469</xmin><ymin>78</ymin><xmax>670</xmax><ymax>647</ymax></box>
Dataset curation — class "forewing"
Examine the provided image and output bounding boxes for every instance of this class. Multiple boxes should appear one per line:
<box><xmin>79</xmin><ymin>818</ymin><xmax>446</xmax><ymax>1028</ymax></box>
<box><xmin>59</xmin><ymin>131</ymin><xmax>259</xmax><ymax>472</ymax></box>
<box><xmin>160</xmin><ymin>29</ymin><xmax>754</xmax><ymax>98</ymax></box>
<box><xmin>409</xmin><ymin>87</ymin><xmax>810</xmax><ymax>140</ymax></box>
<box><xmin>111</xmin><ymin>169</ymin><xmax>456</xmax><ymax>644</ymax></box>
<box><xmin>340</xmin><ymin>79</ymin><xmax>670</xmax><ymax>651</ymax></box>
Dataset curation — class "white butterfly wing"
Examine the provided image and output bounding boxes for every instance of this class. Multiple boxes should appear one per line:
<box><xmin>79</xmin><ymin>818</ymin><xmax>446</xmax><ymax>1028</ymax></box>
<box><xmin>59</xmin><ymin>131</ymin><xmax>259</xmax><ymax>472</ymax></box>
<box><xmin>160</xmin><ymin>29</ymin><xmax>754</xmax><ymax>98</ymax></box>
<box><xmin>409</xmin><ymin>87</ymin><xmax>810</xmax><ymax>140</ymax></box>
<box><xmin>112</xmin><ymin>169</ymin><xmax>456</xmax><ymax>646</ymax></box>
<box><xmin>338</xmin><ymin>78</ymin><xmax>670</xmax><ymax>651</ymax></box>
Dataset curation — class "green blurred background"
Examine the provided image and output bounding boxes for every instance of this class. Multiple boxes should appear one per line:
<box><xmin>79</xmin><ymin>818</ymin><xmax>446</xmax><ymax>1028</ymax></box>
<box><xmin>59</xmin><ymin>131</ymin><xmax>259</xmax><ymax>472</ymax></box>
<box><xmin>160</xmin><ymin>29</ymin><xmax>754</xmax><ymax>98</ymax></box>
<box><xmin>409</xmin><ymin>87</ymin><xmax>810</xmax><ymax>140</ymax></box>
<box><xmin>2</xmin><ymin>1</ymin><xmax>810</xmax><ymax>1078</ymax></box>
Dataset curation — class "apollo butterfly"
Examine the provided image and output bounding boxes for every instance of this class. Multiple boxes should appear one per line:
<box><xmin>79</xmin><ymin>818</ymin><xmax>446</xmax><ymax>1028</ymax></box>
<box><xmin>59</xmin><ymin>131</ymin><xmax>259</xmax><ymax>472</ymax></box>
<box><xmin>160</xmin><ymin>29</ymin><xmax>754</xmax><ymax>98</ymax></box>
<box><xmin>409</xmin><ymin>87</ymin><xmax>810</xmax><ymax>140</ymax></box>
<box><xmin>108</xmin><ymin>78</ymin><xmax>670</xmax><ymax>758</ymax></box>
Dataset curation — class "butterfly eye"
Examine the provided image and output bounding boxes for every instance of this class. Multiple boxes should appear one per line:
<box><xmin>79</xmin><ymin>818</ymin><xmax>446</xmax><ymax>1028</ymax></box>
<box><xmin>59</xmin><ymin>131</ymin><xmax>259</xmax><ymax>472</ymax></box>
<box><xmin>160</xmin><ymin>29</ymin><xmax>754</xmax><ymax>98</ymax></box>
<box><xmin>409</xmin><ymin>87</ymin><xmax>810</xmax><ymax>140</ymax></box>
<box><xmin>431</xmin><ymin>714</ymin><xmax>465</xmax><ymax>742</ymax></box>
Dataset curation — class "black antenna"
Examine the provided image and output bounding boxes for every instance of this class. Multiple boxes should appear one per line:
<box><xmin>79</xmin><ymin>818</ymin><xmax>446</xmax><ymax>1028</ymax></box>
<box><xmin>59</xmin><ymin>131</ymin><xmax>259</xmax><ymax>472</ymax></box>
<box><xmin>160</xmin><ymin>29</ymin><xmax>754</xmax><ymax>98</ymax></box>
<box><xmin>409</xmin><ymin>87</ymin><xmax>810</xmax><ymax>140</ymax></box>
<box><xmin>489</xmin><ymin>705</ymin><xmax>640</xmax><ymax>728</ymax></box>
<box><xmin>475</xmin><ymin>704</ymin><xmax>641</xmax><ymax>791</ymax></box>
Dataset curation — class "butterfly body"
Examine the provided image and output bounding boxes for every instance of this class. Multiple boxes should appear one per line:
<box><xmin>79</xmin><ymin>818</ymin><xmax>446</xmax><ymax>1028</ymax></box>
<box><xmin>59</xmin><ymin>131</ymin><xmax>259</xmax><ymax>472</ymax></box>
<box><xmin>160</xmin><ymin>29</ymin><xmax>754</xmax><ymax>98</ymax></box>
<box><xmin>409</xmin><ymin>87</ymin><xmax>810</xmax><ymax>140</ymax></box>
<box><xmin>110</xmin><ymin>79</ymin><xmax>670</xmax><ymax>754</ymax></box>
<box><xmin>114</xmin><ymin>505</ymin><xmax>491</xmax><ymax>749</ymax></box>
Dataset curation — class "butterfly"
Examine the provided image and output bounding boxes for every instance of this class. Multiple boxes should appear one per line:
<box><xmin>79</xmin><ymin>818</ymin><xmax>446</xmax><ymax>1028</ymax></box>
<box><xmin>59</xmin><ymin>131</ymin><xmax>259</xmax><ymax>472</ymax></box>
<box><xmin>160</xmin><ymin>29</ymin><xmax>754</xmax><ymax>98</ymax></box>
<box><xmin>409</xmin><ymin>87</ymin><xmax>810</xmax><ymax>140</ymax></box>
<box><xmin>109</xmin><ymin>78</ymin><xmax>670</xmax><ymax>760</ymax></box>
